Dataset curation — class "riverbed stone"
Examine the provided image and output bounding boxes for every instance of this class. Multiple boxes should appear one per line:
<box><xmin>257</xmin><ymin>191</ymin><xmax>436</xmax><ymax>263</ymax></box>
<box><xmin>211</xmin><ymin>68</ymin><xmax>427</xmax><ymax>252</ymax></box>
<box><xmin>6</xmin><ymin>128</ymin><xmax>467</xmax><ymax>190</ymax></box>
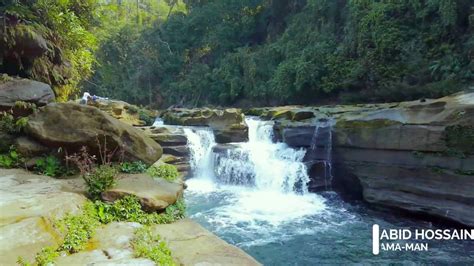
<box><xmin>25</xmin><ymin>102</ymin><xmax>162</xmax><ymax>164</ymax></box>
<box><xmin>101</xmin><ymin>174</ymin><xmax>184</xmax><ymax>212</ymax></box>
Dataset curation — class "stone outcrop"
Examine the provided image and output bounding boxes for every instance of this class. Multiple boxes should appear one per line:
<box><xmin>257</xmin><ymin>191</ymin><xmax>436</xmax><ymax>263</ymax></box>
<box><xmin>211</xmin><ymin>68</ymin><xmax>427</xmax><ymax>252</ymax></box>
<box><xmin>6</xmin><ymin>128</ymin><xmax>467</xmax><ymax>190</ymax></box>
<box><xmin>0</xmin><ymin>169</ymin><xmax>87</xmax><ymax>265</ymax></box>
<box><xmin>0</xmin><ymin>77</ymin><xmax>55</xmax><ymax>111</ymax></box>
<box><xmin>25</xmin><ymin>102</ymin><xmax>162</xmax><ymax>164</ymax></box>
<box><xmin>139</xmin><ymin>125</ymin><xmax>191</xmax><ymax>178</ymax></box>
<box><xmin>88</xmin><ymin>99</ymin><xmax>155</xmax><ymax>126</ymax></box>
<box><xmin>267</xmin><ymin>91</ymin><xmax>474</xmax><ymax>226</ymax></box>
<box><xmin>161</xmin><ymin>108</ymin><xmax>248</xmax><ymax>143</ymax></box>
<box><xmin>0</xmin><ymin>169</ymin><xmax>259</xmax><ymax>265</ymax></box>
<box><xmin>101</xmin><ymin>174</ymin><xmax>184</xmax><ymax>212</ymax></box>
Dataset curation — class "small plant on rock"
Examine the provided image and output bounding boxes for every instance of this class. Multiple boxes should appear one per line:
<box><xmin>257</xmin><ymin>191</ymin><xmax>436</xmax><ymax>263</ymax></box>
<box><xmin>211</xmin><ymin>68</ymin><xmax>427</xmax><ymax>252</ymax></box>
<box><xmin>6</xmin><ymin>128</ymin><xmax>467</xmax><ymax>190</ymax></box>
<box><xmin>131</xmin><ymin>226</ymin><xmax>176</xmax><ymax>266</ymax></box>
<box><xmin>66</xmin><ymin>144</ymin><xmax>119</xmax><ymax>199</ymax></box>
<box><xmin>35</xmin><ymin>155</ymin><xmax>65</xmax><ymax>177</ymax></box>
<box><xmin>85</xmin><ymin>164</ymin><xmax>118</xmax><ymax>199</ymax></box>
<box><xmin>147</xmin><ymin>164</ymin><xmax>179</xmax><ymax>182</ymax></box>
<box><xmin>120</xmin><ymin>161</ymin><xmax>148</xmax><ymax>174</ymax></box>
<box><xmin>0</xmin><ymin>146</ymin><xmax>22</xmax><ymax>168</ymax></box>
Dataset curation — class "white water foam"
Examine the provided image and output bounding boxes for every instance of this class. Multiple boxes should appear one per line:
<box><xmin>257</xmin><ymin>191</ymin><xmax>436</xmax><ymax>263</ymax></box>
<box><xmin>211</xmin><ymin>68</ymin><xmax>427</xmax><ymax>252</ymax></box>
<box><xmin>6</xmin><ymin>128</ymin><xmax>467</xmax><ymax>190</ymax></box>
<box><xmin>184</xmin><ymin>117</ymin><xmax>328</xmax><ymax>247</ymax></box>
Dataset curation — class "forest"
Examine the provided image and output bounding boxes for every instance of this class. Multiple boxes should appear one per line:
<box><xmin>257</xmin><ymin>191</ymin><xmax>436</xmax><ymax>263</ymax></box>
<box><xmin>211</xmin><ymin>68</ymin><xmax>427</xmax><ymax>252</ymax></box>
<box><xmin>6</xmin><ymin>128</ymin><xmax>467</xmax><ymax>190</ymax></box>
<box><xmin>1</xmin><ymin>0</ymin><xmax>473</xmax><ymax>107</ymax></box>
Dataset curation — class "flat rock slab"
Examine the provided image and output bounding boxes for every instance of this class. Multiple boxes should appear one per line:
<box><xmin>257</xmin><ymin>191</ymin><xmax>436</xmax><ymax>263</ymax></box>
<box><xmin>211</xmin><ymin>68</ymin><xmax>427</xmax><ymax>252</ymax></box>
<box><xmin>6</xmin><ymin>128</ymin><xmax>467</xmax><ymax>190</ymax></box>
<box><xmin>0</xmin><ymin>169</ymin><xmax>86</xmax><ymax>226</ymax></box>
<box><xmin>0</xmin><ymin>169</ymin><xmax>87</xmax><ymax>265</ymax></box>
<box><xmin>101</xmin><ymin>174</ymin><xmax>184</xmax><ymax>212</ymax></box>
<box><xmin>55</xmin><ymin>222</ymin><xmax>155</xmax><ymax>266</ymax></box>
<box><xmin>152</xmin><ymin>219</ymin><xmax>261</xmax><ymax>266</ymax></box>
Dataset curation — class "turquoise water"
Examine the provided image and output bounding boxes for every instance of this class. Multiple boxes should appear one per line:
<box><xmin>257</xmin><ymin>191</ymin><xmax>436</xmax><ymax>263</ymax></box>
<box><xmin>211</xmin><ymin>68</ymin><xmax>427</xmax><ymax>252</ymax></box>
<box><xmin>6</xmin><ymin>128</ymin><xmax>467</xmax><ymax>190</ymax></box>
<box><xmin>186</xmin><ymin>186</ymin><xmax>474</xmax><ymax>265</ymax></box>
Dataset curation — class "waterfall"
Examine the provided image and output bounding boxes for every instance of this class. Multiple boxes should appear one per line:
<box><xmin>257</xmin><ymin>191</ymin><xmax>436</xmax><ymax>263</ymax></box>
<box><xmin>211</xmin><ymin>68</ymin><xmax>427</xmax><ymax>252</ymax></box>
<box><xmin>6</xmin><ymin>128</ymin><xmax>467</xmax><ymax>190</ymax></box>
<box><xmin>309</xmin><ymin>119</ymin><xmax>334</xmax><ymax>189</ymax></box>
<box><xmin>185</xmin><ymin>117</ymin><xmax>327</xmax><ymax>239</ymax></box>
<box><xmin>184</xmin><ymin>117</ymin><xmax>310</xmax><ymax>194</ymax></box>
<box><xmin>183</xmin><ymin>127</ymin><xmax>216</xmax><ymax>179</ymax></box>
<box><xmin>215</xmin><ymin>118</ymin><xmax>310</xmax><ymax>193</ymax></box>
<box><xmin>152</xmin><ymin>117</ymin><xmax>164</xmax><ymax>126</ymax></box>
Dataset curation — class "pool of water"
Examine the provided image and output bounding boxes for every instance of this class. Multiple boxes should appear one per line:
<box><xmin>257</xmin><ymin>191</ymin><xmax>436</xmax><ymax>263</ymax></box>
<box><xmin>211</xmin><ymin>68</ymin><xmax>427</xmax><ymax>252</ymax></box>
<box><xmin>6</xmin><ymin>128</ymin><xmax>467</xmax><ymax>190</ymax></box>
<box><xmin>185</xmin><ymin>178</ymin><xmax>474</xmax><ymax>265</ymax></box>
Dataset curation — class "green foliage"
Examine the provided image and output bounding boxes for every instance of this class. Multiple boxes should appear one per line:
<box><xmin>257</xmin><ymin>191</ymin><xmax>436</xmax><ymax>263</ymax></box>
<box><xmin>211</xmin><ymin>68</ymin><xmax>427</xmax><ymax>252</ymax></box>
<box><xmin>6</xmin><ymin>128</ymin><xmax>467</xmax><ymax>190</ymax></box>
<box><xmin>120</xmin><ymin>161</ymin><xmax>148</xmax><ymax>174</ymax></box>
<box><xmin>85</xmin><ymin>0</ymin><xmax>473</xmax><ymax>107</ymax></box>
<box><xmin>89</xmin><ymin>196</ymin><xmax>186</xmax><ymax>225</ymax></box>
<box><xmin>139</xmin><ymin>109</ymin><xmax>155</xmax><ymax>126</ymax></box>
<box><xmin>0</xmin><ymin>111</ymin><xmax>28</xmax><ymax>133</ymax></box>
<box><xmin>55</xmin><ymin>212</ymin><xmax>100</xmax><ymax>253</ymax></box>
<box><xmin>131</xmin><ymin>226</ymin><xmax>176</xmax><ymax>266</ymax></box>
<box><xmin>0</xmin><ymin>147</ymin><xmax>22</xmax><ymax>168</ymax></box>
<box><xmin>1</xmin><ymin>0</ymin><xmax>100</xmax><ymax>100</ymax></box>
<box><xmin>147</xmin><ymin>164</ymin><xmax>179</xmax><ymax>181</ymax></box>
<box><xmin>444</xmin><ymin>125</ymin><xmax>474</xmax><ymax>156</ymax></box>
<box><xmin>83</xmin><ymin>165</ymin><xmax>118</xmax><ymax>199</ymax></box>
<box><xmin>22</xmin><ymin>195</ymin><xmax>185</xmax><ymax>265</ymax></box>
<box><xmin>35</xmin><ymin>156</ymin><xmax>65</xmax><ymax>177</ymax></box>
<box><xmin>33</xmin><ymin>247</ymin><xmax>60</xmax><ymax>266</ymax></box>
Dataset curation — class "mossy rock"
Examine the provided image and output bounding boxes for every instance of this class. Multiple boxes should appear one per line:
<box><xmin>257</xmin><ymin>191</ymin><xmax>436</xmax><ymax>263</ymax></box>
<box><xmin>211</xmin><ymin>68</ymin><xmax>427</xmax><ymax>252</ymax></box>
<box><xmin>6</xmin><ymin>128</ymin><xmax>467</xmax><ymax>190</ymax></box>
<box><xmin>336</xmin><ymin>119</ymin><xmax>402</xmax><ymax>129</ymax></box>
<box><xmin>444</xmin><ymin>125</ymin><xmax>474</xmax><ymax>155</ymax></box>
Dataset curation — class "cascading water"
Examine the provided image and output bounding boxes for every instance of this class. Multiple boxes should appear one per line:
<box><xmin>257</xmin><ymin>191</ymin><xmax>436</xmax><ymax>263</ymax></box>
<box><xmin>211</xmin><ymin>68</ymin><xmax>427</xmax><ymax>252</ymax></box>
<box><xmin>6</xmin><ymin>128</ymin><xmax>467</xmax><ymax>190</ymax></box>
<box><xmin>309</xmin><ymin>119</ymin><xmax>334</xmax><ymax>189</ymax></box>
<box><xmin>183</xmin><ymin>116</ymin><xmax>473</xmax><ymax>264</ymax></box>
<box><xmin>184</xmin><ymin>117</ymin><xmax>327</xmax><ymax>246</ymax></box>
<box><xmin>183</xmin><ymin>127</ymin><xmax>216</xmax><ymax>180</ymax></box>
<box><xmin>214</xmin><ymin>118</ymin><xmax>310</xmax><ymax>193</ymax></box>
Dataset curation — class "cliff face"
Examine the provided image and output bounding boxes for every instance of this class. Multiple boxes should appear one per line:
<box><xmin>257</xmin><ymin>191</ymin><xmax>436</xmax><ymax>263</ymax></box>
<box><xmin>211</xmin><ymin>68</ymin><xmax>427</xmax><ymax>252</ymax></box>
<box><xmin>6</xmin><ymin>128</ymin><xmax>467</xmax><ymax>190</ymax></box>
<box><xmin>264</xmin><ymin>92</ymin><xmax>474</xmax><ymax>226</ymax></box>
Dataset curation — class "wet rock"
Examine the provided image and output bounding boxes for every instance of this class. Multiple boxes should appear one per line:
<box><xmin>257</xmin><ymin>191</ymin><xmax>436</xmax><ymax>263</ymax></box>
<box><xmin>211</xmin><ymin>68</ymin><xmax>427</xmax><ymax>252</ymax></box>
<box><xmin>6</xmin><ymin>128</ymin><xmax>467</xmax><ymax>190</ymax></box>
<box><xmin>101</xmin><ymin>174</ymin><xmax>184</xmax><ymax>212</ymax></box>
<box><xmin>25</xmin><ymin>103</ymin><xmax>162</xmax><ymax>164</ymax></box>
<box><xmin>162</xmin><ymin>145</ymin><xmax>189</xmax><ymax>157</ymax></box>
<box><xmin>152</xmin><ymin>219</ymin><xmax>261</xmax><ymax>265</ymax></box>
<box><xmin>162</xmin><ymin>108</ymin><xmax>248</xmax><ymax>143</ymax></box>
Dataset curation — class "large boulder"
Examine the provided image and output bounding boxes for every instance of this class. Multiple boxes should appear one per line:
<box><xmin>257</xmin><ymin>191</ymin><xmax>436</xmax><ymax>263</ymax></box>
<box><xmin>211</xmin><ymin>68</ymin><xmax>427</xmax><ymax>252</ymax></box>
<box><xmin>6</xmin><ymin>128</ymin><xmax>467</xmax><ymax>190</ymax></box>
<box><xmin>101</xmin><ymin>174</ymin><xmax>184</xmax><ymax>212</ymax></box>
<box><xmin>88</xmin><ymin>99</ymin><xmax>154</xmax><ymax>126</ymax></box>
<box><xmin>25</xmin><ymin>103</ymin><xmax>162</xmax><ymax>164</ymax></box>
<box><xmin>0</xmin><ymin>77</ymin><xmax>55</xmax><ymax>111</ymax></box>
<box><xmin>162</xmin><ymin>108</ymin><xmax>248</xmax><ymax>143</ymax></box>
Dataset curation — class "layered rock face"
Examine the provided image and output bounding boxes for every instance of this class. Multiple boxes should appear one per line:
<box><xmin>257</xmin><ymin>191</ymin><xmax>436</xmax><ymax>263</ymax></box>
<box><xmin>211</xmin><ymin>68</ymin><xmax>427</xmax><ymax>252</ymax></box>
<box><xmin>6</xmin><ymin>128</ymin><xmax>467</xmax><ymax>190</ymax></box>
<box><xmin>161</xmin><ymin>108</ymin><xmax>248</xmax><ymax>143</ymax></box>
<box><xmin>139</xmin><ymin>125</ymin><xmax>191</xmax><ymax>178</ymax></box>
<box><xmin>256</xmin><ymin>92</ymin><xmax>474</xmax><ymax>226</ymax></box>
<box><xmin>25</xmin><ymin>103</ymin><xmax>162</xmax><ymax>164</ymax></box>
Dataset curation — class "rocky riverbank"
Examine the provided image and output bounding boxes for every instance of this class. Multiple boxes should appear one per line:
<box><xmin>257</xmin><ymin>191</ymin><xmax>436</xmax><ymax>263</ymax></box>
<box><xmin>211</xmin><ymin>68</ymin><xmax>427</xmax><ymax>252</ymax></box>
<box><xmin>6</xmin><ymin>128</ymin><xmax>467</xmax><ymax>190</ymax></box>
<box><xmin>247</xmin><ymin>91</ymin><xmax>474</xmax><ymax>227</ymax></box>
<box><xmin>0</xmin><ymin>169</ymin><xmax>259</xmax><ymax>265</ymax></box>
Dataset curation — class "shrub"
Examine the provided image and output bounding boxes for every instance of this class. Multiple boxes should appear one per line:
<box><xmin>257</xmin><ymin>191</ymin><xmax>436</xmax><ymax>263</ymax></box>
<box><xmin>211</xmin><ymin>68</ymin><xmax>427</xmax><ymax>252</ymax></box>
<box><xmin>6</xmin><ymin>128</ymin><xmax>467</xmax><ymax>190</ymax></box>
<box><xmin>91</xmin><ymin>196</ymin><xmax>185</xmax><ymax>225</ymax></box>
<box><xmin>0</xmin><ymin>147</ymin><xmax>22</xmax><ymax>168</ymax></box>
<box><xmin>0</xmin><ymin>111</ymin><xmax>15</xmax><ymax>133</ymax></box>
<box><xmin>0</xmin><ymin>111</ymin><xmax>28</xmax><ymax>133</ymax></box>
<box><xmin>139</xmin><ymin>109</ymin><xmax>154</xmax><ymax>126</ymax></box>
<box><xmin>35</xmin><ymin>156</ymin><xmax>64</xmax><ymax>177</ymax></box>
<box><xmin>120</xmin><ymin>161</ymin><xmax>148</xmax><ymax>174</ymax></box>
<box><xmin>84</xmin><ymin>165</ymin><xmax>118</xmax><ymax>199</ymax></box>
<box><xmin>131</xmin><ymin>226</ymin><xmax>176</xmax><ymax>266</ymax></box>
<box><xmin>147</xmin><ymin>164</ymin><xmax>179</xmax><ymax>182</ymax></box>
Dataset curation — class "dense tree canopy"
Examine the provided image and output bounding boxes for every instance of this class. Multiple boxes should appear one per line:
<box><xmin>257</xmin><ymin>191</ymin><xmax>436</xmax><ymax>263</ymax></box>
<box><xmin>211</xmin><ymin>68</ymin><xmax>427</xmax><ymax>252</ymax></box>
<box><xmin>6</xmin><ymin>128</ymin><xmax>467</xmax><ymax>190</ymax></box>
<box><xmin>1</xmin><ymin>0</ymin><xmax>473</xmax><ymax>107</ymax></box>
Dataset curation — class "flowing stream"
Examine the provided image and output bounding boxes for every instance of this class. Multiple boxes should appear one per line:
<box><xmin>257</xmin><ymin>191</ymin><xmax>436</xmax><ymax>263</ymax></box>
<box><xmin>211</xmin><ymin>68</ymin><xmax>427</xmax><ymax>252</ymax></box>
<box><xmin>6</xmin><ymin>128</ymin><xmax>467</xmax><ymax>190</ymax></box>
<box><xmin>183</xmin><ymin>118</ymin><xmax>474</xmax><ymax>264</ymax></box>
